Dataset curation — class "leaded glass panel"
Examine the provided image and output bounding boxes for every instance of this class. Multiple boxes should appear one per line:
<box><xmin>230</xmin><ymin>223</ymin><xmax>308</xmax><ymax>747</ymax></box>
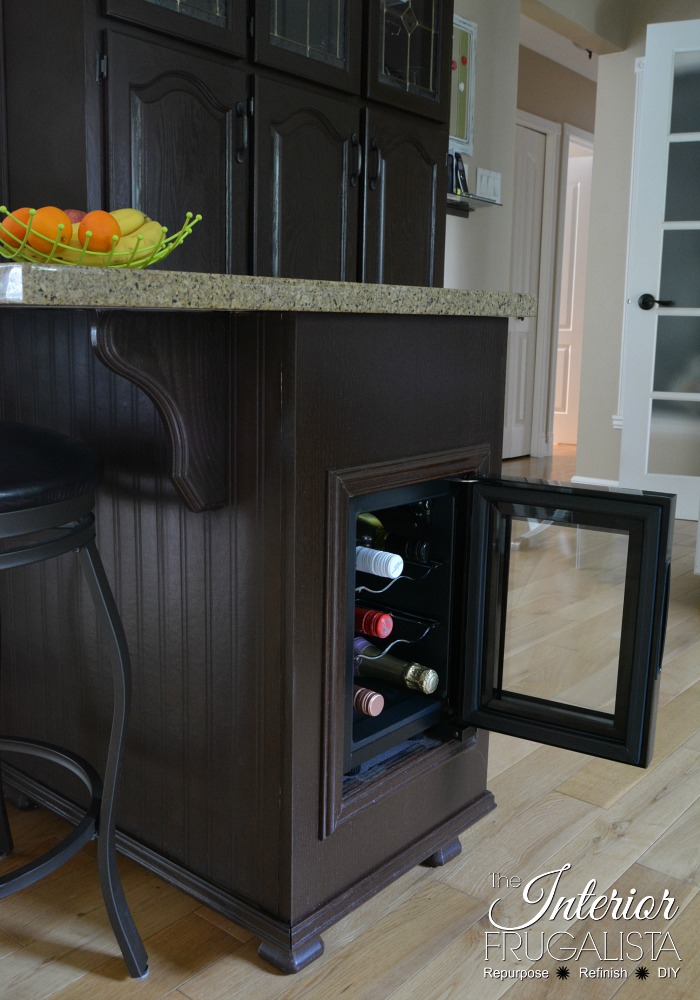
<box><xmin>140</xmin><ymin>0</ymin><xmax>228</xmax><ymax>27</ymax></box>
<box><xmin>269</xmin><ymin>0</ymin><xmax>345</xmax><ymax>69</ymax></box>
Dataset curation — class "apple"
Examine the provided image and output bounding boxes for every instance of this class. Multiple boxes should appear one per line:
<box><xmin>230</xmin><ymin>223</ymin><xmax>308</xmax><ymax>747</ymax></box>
<box><xmin>64</xmin><ymin>209</ymin><xmax>86</xmax><ymax>223</ymax></box>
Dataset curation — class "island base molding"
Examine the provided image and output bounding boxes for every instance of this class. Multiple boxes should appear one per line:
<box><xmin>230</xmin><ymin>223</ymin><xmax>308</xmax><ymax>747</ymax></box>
<box><xmin>3</xmin><ymin>760</ymin><xmax>494</xmax><ymax>973</ymax></box>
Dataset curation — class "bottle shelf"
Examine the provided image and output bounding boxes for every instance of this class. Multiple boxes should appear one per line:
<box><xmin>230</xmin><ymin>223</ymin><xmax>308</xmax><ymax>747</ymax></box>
<box><xmin>447</xmin><ymin>192</ymin><xmax>502</xmax><ymax>217</ymax></box>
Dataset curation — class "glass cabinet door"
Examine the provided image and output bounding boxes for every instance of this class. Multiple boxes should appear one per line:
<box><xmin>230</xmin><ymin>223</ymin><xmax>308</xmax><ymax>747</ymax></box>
<box><xmin>459</xmin><ymin>479</ymin><xmax>674</xmax><ymax>766</ymax></box>
<box><xmin>254</xmin><ymin>0</ymin><xmax>362</xmax><ymax>93</ymax></box>
<box><xmin>365</xmin><ymin>1</ymin><xmax>453</xmax><ymax>122</ymax></box>
<box><xmin>104</xmin><ymin>0</ymin><xmax>247</xmax><ymax>56</ymax></box>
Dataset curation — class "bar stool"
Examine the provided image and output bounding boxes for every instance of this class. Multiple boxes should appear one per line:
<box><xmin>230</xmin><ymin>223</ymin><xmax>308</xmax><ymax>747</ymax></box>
<box><xmin>0</xmin><ymin>420</ymin><xmax>147</xmax><ymax>979</ymax></box>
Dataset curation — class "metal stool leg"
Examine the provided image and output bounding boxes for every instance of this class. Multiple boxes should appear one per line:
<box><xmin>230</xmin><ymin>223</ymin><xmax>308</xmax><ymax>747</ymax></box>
<box><xmin>78</xmin><ymin>538</ymin><xmax>148</xmax><ymax>979</ymax></box>
<box><xmin>0</xmin><ymin>767</ymin><xmax>13</xmax><ymax>857</ymax></box>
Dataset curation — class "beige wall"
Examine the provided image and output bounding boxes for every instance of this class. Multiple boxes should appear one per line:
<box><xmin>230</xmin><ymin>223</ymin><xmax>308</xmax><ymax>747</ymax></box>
<box><xmin>443</xmin><ymin>0</ymin><xmax>521</xmax><ymax>291</ymax></box>
<box><xmin>444</xmin><ymin>0</ymin><xmax>700</xmax><ymax>485</ymax></box>
<box><xmin>517</xmin><ymin>46</ymin><xmax>597</xmax><ymax>132</ymax></box>
<box><xmin>521</xmin><ymin>0</ymin><xmax>627</xmax><ymax>52</ymax></box>
<box><xmin>576</xmin><ymin>0</ymin><xmax>700</xmax><ymax>484</ymax></box>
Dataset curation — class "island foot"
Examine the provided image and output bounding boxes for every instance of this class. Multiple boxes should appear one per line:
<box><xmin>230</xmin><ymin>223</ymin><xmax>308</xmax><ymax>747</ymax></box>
<box><xmin>258</xmin><ymin>934</ymin><xmax>325</xmax><ymax>974</ymax></box>
<box><xmin>421</xmin><ymin>837</ymin><xmax>463</xmax><ymax>868</ymax></box>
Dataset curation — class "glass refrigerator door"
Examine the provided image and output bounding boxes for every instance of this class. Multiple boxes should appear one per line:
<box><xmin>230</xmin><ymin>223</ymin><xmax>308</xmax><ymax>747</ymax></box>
<box><xmin>458</xmin><ymin>479</ymin><xmax>674</xmax><ymax>766</ymax></box>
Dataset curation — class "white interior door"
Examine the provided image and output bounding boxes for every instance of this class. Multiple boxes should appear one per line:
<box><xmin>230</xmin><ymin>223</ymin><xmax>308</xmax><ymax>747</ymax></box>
<box><xmin>554</xmin><ymin>134</ymin><xmax>593</xmax><ymax>445</ymax></box>
<box><xmin>620</xmin><ymin>20</ymin><xmax>700</xmax><ymax>521</ymax></box>
<box><xmin>503</xmin><ymin>124</ymin><xmax>545</xmax><ymax>459</ymax></box>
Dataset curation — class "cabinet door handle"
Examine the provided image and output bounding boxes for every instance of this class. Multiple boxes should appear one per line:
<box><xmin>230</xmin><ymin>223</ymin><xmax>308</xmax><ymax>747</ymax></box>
<box><xmin>235</xmin><ymin>102</ymin><xmax>248</xmax><ymax>164</ymax></box>
<box><xmin>351</xmin><ymin>133</ymin><xmax>362</xmax><ymax>187</ymax></box>
<box><xmin>369</xmin><ymin>139</ymin><xmax>382</xmax><ymax>191</ymax></box>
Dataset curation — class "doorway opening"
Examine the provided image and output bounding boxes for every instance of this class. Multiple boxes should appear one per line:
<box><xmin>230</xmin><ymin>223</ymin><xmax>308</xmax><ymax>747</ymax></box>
<box><xmin>553</xmin><ymin>129</ymin><xmax>594</xmax><ymax>449</ymax></box>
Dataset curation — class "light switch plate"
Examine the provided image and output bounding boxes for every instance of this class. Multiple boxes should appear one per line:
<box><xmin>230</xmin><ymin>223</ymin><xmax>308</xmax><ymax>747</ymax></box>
<box><xmin>476</xmin><ymin>168</ymin><xmax>501</xmax><ymax>203</ymax></box>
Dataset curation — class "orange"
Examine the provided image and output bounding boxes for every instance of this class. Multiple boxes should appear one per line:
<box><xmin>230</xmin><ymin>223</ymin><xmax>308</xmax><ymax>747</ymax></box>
<box><xmin>26</xmin><ymin>206</ymin><xmax>72</xmax><ymax>253</ymax></box>
<box><xmin>78</xmin><ymin>210</ymin><xmax>121</xmax><ymax>253</ymax></box>
<box><xmin>0</xmin><ymin>207</ymin><xmax>31</xmax><ymax>248</ymax></box>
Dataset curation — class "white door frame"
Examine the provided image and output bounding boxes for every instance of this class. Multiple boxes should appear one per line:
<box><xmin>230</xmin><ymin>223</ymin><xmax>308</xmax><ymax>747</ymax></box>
<box><xmin>553</xmin><ymin>123</ymin><xmax>595</xmax><ymax>443</ymax></box>
<box><xmin>516</xmin><ymin>111</ymin><xmax>561</xmax><ymax>458</ymax></box>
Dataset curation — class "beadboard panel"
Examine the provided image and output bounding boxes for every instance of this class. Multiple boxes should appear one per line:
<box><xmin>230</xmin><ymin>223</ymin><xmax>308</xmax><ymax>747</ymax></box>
<box><xmin>0</xmin><ymin>308</ymin><xmax>283</xmax><ymax>915</ymax></box>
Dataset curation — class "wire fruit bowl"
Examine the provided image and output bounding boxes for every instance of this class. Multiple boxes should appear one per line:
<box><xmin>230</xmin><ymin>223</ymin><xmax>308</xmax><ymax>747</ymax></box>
<box><xmin>0</xmin><ymin>207</ymin><xmax>202</xmax><ymax>268</ymax></box>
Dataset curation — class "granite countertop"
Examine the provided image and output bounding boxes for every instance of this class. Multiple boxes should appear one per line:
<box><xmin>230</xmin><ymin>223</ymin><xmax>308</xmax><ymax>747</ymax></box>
<box><xmin>0</xmin><ymin>263</ymin><xmax>536</xmax><ymax>317</ymax></box>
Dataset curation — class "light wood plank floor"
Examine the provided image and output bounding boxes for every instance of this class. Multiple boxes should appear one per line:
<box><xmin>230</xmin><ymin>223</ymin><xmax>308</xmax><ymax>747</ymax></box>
<box><xmin>1</xmin><ymin>445</ymin><xmax>699</xmax><ymax>999</ymax></box>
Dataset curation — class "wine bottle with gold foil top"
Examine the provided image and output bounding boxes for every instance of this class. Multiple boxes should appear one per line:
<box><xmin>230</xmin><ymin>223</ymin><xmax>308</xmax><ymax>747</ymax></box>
<box><xmin>353</xmin><ymin>637</ymin><xmax>438</xmax><ymax>695</ymax></box>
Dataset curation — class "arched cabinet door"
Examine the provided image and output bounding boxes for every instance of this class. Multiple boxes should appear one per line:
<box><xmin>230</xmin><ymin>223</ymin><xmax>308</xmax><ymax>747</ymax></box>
<box><xmin>361</xmin><ymin>105</ymin><xmax>446</xmax><ymax>287</ymax></box>
<box><xmin>105</xmin><ymin>29</ymin><xmax>249</xmax><ymax>275</ymax></box>
<box><xmin>253</xmin><ymin>75</ymin><xmax>360</xmax><ymax>281</ymax></box>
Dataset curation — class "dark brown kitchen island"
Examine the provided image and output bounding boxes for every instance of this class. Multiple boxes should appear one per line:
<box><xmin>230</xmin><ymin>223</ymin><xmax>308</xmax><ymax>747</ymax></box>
<box><xmin>0</xmin><ymin>264</ymin><xmax>535</xmax><ymax>972</ymax></box>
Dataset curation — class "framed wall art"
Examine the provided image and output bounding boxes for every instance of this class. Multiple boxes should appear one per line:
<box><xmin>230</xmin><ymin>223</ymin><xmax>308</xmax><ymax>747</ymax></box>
<box><xmin>450</xmin><ymin>15</ymin><xmax>477</xmax><ymax>158</ymax></box>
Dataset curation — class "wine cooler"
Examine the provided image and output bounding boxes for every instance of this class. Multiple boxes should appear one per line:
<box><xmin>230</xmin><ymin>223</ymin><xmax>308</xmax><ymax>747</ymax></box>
<box><xmin>340</xmin><ymin>464</ymin><xmax>675</xmax><ymax>781</ymax></box>
<box><xmin>347</xmin><ymin>480</ymin><xmax>456</xmax><ymax>772</ymax></box>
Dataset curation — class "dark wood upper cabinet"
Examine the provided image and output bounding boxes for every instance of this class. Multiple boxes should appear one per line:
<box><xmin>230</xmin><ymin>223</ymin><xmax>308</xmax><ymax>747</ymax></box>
<box><xmin>361</xmin><ymin>106</ymin><xmax>446</xmax><ymax>286</ymax></box>
<box><xmin>252</xmin><ymin>76</ymin><xmax>360</xmax><ymax>280</ymax></box>
<box><xmin>0</xmin><ymin>1</ymin><xmax>453</xmax><ymax>282</ymax></box>
<box><xmin>364</xmin><ymin>0</ymin><xmax>454</xmax><ymax>122</ymax></box>
<box><xmin>103</xmin><ymin>0</ymin><xmax>247</xmax><ymax>57</ymax></box>
<box><xmin>105</xmin><ymin>29</ymin><xmax>250</xmax><ymax>274</ymax></box>
<box><xmin>253</xmin><ymin>0</ymin><xmax>363</xmax><ymax>94</ymax></box>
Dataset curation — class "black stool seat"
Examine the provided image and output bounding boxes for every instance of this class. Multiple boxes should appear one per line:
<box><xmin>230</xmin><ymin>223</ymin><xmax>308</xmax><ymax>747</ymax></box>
<box><xmin>0</xmin><ymin>421</ymin><xmax>148</xmax><ymax>979</ymax></box>
<box><xmin>0</xmin><ymin>421</ymin><xmax>103</xmax><ymax>512</ymax></box>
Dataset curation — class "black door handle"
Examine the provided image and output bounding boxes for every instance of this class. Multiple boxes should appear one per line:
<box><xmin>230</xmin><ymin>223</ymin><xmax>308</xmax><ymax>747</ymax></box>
<box><xmin>638</xmin><ymin>293</ymin><xmax>673</xmax><ymax>310</ymax></box>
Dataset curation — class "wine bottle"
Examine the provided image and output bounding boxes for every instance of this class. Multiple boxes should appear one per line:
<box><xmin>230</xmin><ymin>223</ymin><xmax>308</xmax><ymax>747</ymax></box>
<box><xmin>357</xmin><ymin>511</ymin><xmax>430</xmax><ymax>566</ymax></box>
<box><xmin>353</xmin><ymin>685</ymin><xmax>385</xmax><ymax>717</ymax></box>
<box><xmin>353</xmin><ymin>637</ymin><xmax>438</xmax><ymax>695</ymax></box>
<box><xmin>354</xmin><ymin>606</ymin><xmax>394</xmax><ymax>639</ymax></box>
<box><xmin>355</xmin><ymin>545</ymin><xmax>403</xmax><ymax>579</ymax></box>
<box><xmin>357</xmin><ymin>511</ymin><xmax>386</xmax><ymax>546</ymax></box>
<box><xmin>386</xmin><ymin>535</ymin><xmax>430</xmax><ymax>565</ymax></box>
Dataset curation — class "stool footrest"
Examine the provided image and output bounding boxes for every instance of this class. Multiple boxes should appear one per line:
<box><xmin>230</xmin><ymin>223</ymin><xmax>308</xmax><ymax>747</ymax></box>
<box><xmin>0</xmin><ymin>738</ymin><xmax>100</xmax><ymax>897</ymax></box>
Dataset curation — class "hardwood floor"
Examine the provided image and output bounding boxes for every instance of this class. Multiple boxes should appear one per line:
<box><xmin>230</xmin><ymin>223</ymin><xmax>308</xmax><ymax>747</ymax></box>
<box><xmin>1</xmin><ymin>445</ymin><xmax>699</xmax><ymax>999</ymax></box>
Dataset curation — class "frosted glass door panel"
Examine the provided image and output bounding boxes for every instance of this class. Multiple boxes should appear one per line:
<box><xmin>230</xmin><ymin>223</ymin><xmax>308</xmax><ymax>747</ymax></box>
<box><xmin>659</xmin><ymin>231</ymin><xmax>700</xmax><ymax>307</ymax></box>
<box><xmin>270</xmin><ymin>0</ymin><xmax>345</xmax><ymax>67</ymax></box>
<box><xmin>670</xmin><ymin>57</ymin><xmax>700</xmax><ymax>133</ymax></box>
<box><xmin>649</xmin><ymin>401</ymin><xmax>700</xmax><ymax>475</ymax></box>
<box><xmin>503</xmin><ymin>519</ymin><xmax>627</xmax><ymax>714</ymax></box>
<box><xmin>653</xmin><ymin>317</ymin><xmax>700</xmax><ymax>391</ymax></box>
<box><xmin>665</xmin><ymin>142</ymin><xmax>700</xmax><ymax>219</ymax></box>
<box><xmin>620</xmin><ymin>21</ymin><xmax>700</xmax><ymax>518</ymax></box>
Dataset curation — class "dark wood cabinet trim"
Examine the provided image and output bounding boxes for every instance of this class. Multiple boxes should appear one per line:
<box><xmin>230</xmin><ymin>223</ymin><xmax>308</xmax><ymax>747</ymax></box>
<box><xmin>322</xmin><ymin>445</ymin><xmax>493</xmax><ymax>836</ymax></box>
<box><xmin>91</xmin><ymin>311</ymin><xmax>232</xmax><ymax>511</ymax></box>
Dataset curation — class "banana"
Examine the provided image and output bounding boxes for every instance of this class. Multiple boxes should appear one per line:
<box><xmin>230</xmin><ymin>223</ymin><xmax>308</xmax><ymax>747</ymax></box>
<box><xmin>114</xmin><ymin>218</ymin><xmax>166</xmax><ymax>262</ymax></box>
<box><xmin>109</xmin><ymin>207</ymin><xmax>148</xmax><ymax>236</ymax></box>
<box><xmin>55</xmin><ymin>222</ymin><xmax>118</xmax><ymax>266</ymax></box>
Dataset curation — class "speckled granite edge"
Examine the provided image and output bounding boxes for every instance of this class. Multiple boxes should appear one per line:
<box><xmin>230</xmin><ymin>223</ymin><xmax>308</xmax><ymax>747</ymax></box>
<box><xmin>0</xmin><ymin>264</ymin><xmax>536</xmax><ymax>318</ymax></box>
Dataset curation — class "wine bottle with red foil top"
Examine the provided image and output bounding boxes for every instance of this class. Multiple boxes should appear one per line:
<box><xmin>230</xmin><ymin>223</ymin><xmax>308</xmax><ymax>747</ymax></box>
<box><xmin>353</xmin><ymin>685</ymin><xmax>384</xmax><ymax>717</ymax></box>
<box><xmin>353</xmin><ymin>637</ymin><xmax>438</xmax><ymax>695</ymax></box>
<box><xmin>354</xmin><ymin>606</ymin><xmax>394</xmax><ymax>639</ymax></box>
